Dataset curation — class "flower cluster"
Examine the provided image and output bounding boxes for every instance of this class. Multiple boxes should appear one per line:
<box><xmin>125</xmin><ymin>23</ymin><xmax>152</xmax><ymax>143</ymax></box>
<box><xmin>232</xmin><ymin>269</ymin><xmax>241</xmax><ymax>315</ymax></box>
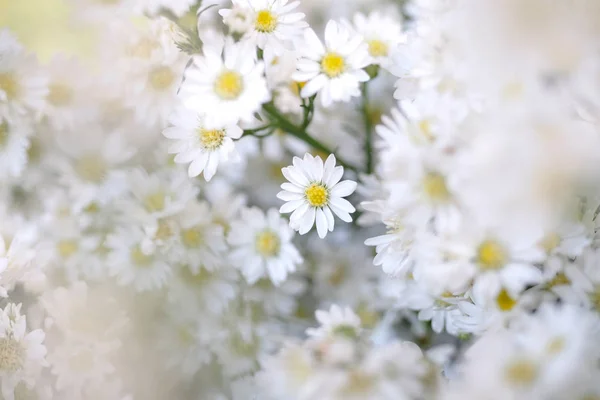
<box><xmin>0</xmin><ymin>0</ymin><xmax>600</xmax><ymax>398</ymax></box>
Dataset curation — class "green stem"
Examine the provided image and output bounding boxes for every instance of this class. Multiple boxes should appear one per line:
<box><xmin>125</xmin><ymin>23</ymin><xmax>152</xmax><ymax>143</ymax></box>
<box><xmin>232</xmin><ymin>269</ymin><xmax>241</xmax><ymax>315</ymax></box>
<box><xmin>262</xmin><ymin>103</ymin><xmax>360</xmax><ymax>174</ymax></box>
<box><xmin>361</xmin><ymin>82</ymin><xmax>374</xmax><ymax>174</ymax></box>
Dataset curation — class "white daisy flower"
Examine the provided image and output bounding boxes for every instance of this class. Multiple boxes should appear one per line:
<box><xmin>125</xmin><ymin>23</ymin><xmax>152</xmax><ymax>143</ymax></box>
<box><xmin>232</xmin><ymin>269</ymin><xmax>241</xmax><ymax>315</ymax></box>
<box><xmin>106</xmin><ymin>226</ymin><xmax>172</xmax><ymax>292</ymax></box>
<box><xmin>221</xmin><ymin>3</ymin><xmax>254</xmax><ymax>35</ymax></box>
<box><xmin>164</xmin><ymin>105</ymin><xmax>243</xmax><ymax>181</ymax></box>
<box><xmin>306</xmin><ymin>304</ymin><xmax>362</xmax><ymax>339</ymax></box>
<box><xmin>0</xmin><ymin>303</ymin><xmax>46</xmax><ymax>400</ymax></box>
<box><xmin>219</xmin><ymin>0</ymin><xmax>308</xmax><ymax>62</ymax></box>
<box><xmin>350</xmin><ymin>11</ymin><xmax>405</xmax><ymax>68</ymax></box>
<box><xmin>0</xmin><ymin>29</ymin><xmax>47</xmax><ymax>122</ymax></box>
<box><xmin>179</xmin><ymin>32</ymin><xmax>270</xmax><ymax>126</ymax></box>
<box><xmin>293</xmin><ymin>20</ymin><xmax>371</xmax><ymax>107</ymax></box>
<box><xmin>277</xmin><ymin>153</ymin><xmax>357</xmax><ymax>239</ymax></box>
<box><xmin>0</xmin><ymin>116</ymin><xmax>31</xmax><ymax>180</ymax></box>
<box><xmin>227</xmin><ymin>207</ymin><xmax>302</xmax><ymax>286</ymax></box>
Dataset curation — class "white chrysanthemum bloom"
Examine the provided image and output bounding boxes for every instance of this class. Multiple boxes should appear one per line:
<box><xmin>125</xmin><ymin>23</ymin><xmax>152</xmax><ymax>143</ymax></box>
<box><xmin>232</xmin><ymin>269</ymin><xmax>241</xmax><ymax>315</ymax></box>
<box><xmin>0</xmin><ymin>116</ymin><xmax>31</xmax><ymax>179</ymax></box>
<box><xmin>350</xmin><ymin>11</ymin><xmax>405</xmax><ymax>68</ymax></box>
<box><xmin>221</xmin><ymin>3</ymin><xmax>254</xmax><ymax>35</ymax></box>
<box><xmin>0</xmin><ymin>231</ymin><xmax>36</xmax><ymax>298</ymax></box>
<box><xmin>42</xmin><ymin>56</ymin><xmax>95</xmax><ymax>132</ymax></box>
<box><xmin>0</xmin><ymin>303</ymin><xmax>46</xmax><ymax>400</ymax></box>
<box><xmin>293</xmin><ymin>20</ymin><xmax>371</xmax><ymax>107</ymax></box>
<box><xmin>277</xmin><ymin>153</ymin><xmax>357</xmax><ymax>238</ymax></box>
<box><xmin>0</xmin><ymin>29</ymin><xmax>47</xmax><ymax>122</ymax></box>
<box><xmin>106</xmin><ymin>226</ymin><xmax>172</xmax><ymax>292</ymax></box>
<box><xmin>171</xmin><ymin>200</ymin><xmax>228</xmax><ymax>272</ymax></box>
<box><xmin>219</xmin><ymin>0</ymin><xmax>308</xmax><ymax>62</ymax></box>
<box><xmin>179</xmin><ymin>32</ymin><xmax>270</xmax><ymax>126</ymax></box>
<box><xmin>306</xmin><ymin>304</ymin><xmax>362</xmax><ymax>339</ymax></box>
<box><xmin>228</xmin><ymin>207</ymin><xmax>302</xmax><ymax>285</ymax></box>
<box><xmin>164</xmin><ymin>105</ymin><xmax>243</xmax><ymax>181</ymax></box>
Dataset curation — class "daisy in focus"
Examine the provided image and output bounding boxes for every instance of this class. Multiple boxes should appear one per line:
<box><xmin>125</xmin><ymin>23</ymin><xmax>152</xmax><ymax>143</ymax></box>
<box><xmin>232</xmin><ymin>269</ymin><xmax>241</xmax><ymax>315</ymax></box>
<box><xmin>164</xmin><ymin>105</ymin><xmax>243</xmax><ymax>181</ymax></box>
<box><xmin>219</xmin><ymin>0</ymin><xmax>308</xmax><ymax>62</ymax></box>
<box><xmin>293</xmin><ymin>20</ymin><xmax>371</xmax><ymax>107</ymax></box>
<box><xmin>227</xmin><ymin>207</ymin><xmax>302</xmax><ymax>285</ymax></box>
<box><xmin>179</xmin><ymin>32</ymin><xmax>270</xmax><ymax>126</ymax></box>
<box><xmin>277</xmin><ymin>153</ymin><xmax>357</xmax><ymax>238</ymax></box>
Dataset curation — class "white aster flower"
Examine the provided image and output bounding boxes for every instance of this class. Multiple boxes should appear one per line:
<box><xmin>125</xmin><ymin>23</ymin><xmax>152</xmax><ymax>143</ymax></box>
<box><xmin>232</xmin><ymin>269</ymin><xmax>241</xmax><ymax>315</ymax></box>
<box><xmin>277</xmin><ymin>153</ymin><xmax>357</xmax><ymax>238</ymax></box>
<box><xmin>0</xmin><ymin>116</ymin><xmax>31</xmax><ymax>180</ymax></box>
<box><xmin>219</xmin><ymin>0</ymin><xmax>308</xmax><ymax>61</ymax></box>
<box><xmin>306</xmin><ymin>304</ymin><xmax>362</xmax><ymax>339</ymax></box>
<box><xmin>0</xmin><ymin>303</ymin><xmax>46</xmax><ymax>400</ymax></box>
<box><xmin>228</xmin><ymin>207</ymin><xmax>302</xmax><ymax>285</ymax></box>
<box><xmin>179</xmin><ymin>32</ymin><xmax>270</xmax><ymax>126</ymax></box>
<box><xmin>164</xmin><ymin>105</ymin><xmax>243</xmax><ymax>181</ymax></box>
<box><xmin>0</xmin><ymin>29</ymin><xmax>47</xmax><ymax>122</ymax></box>
<box><xmin>350</xmin><ymin>11</ymin><xmax>405</xmax><ymax>68</ymax></box>
<box><xmin>293</xmin><ymin>20</ymin><xmax>371</xmax><ymax>107</ymax></box>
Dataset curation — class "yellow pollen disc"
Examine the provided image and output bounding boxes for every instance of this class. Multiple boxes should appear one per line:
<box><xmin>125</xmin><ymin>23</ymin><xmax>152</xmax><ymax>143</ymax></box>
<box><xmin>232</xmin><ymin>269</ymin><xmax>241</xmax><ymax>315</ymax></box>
<box><xmin>75</xmin><ymin>155</ymin><xmax>106</xmax><ymax>183</ymax></box>
<box><xmin>144</xmin><ymin>192</ymin><xmax>166</xmax><ymax>212</ymax></box>
<box><xmin>367</xmin><ymin>39</ymin><xmax>389</xmax><ymax>57</ymax></box>
<box><xmin>321</xmin><ymin>52</ymin><xmax>346</xmax><ymax>78</ymax></box>
<box><xmin>128</xmin><ymin>38</ymin><xmax>158</xmax><ymax>59</ymax></box>
<box><xmin>57</xmin><ymin>240</ymin><xmax>78</xmax><ymax>258</ymax></box>
<box><xmin>305</xmin><ymin>183</ymin><xmax>328</xmax><ymax>207</ymax></box>
<box><xmin>476</xmin><ymin>240</ymin><xmax>507</xmax><ymax>270</ymax></box>
<box><xmin>417</xmin><ymin>119</ymin><xmax>435</xmax><ymax>142</ymax></box>
<box><xmin>255</xmin><ymin>9</ymin><xmax>278</xmax><ymax>33</ymax></box>
<box><xmin>255</xmin><ymin>230</ymin><xmax>281</xmax><ymax>257</ymax></box>
<box><xmin>546</xmin><ymin>337</ymin><xmax>565</xmax><ymax>355</ymax></box>
<box><xmin>48</xmin><ymin>83</ymin><xmax>73</xmax><ymax>106</ymax></box>
<box><xmin>0</xmin><ymin>121</ymin><xmax>9</xmax><ymax>147</ymax></box>
<box><xmin>422</xmin><ymin>172</ymin><xmax>450</xmax><ymax>202</ymax></box>
<box><xmin>149</xmin><ymin>66</ymin><xmax>175</xmax><ymax>91</ymax></box>
<box><xmin>0</xmin><ymin>338</ymin><xmax>24</xmax><ymax>372</ymax></box>
<box><xmin>182</xmin><ymin>228</ymin><xmax>203</xmax><ymax>248</ymax></box>
<box><xmin>289</xmin><ymin>81</ymin><xmax>306</xmax><ymax>97</ymax></box>
<box><xmin>0</xmin><ymin>73</ymin><xmax>19</xmax><ymax>100</ymax></box>
<box><xmin>589</xmin><ymin>287</ymin><xmax>600</xmax><ymax>311</ymax></box>
<box><xmin>214</xmin><ymin>70</ymin><xmax>244</xmax><ymax>100</ymax></box>
<box><xmin>504</xmin><ymin>359</ymin><xmax>538</xmax><ymax>387</ymax></box>
<box><xmin>547</xmin><ymin>272</ymin><xmax>570</xmax><ymax>288</ymax></box>
<box><xmin>198</xmin><ymin>129</ymin><xmax>225</xmax><ymax>151</ymax></box>
<box><xmin>130</xmin><ymin>246</ymin><xmax>152</xmax><ymax>267</ymax></box>
<box><xmin>539</xmin><ymin>232</ymin><xmax>561</xmax><ymax>254</ymax></box>
<box><xmin>496</xmin><ymin>289</ymin><xmax>517</xmax><ymax>311</ymax></box>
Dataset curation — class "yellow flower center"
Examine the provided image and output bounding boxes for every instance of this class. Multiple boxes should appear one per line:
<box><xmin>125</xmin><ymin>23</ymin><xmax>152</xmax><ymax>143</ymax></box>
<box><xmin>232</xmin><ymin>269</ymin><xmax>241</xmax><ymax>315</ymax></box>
<box><xmin>504</xmin><ymin>359</ymin><xmax>538</xmax><ymax>387</ymax></box>
<box><xmin>75</xmin><ymin>155</ymin><xmax>107</xmax><ymax>183</ymax></box>
<box><xmin>305</xmin><ymin>183</ymin><xmax>328</xmax><ymax>207</ymax></box>
<box><xmin>476</xmin><ymin>240</ymin><xmax>508</xmax><ymax>270</ymax></box>
<box><xmin>546</xmin><ymin>337</ymin><xmax>565</xmax><ymax>355</ymax></box>
<box><xmin>130</xmin><ymin>246</ymin><xmax>152</xmax><ymax>267</ymax></box>
<box><xmin>255</xmin><ymin>230</ymin><xmax>281</xmax><ymax>257</ymax></box>
<box><xmin>149</xmin><ymin>66</ymin><xmax>175</xmax><ymax>91</ymax></box>
<box><xmin>367</xmin><ymin>39</ymin><xmax>388</xmax><ymax>57</ymax></box>
<box><xmin>289</xmin><ymin>81</ymin><xmax>306</xmax><ymax>97</ymax></box>
<box><xmin>48</xmin><ymin>83</ymin><xmax>73</xmax><ymax>106</ymax></box>
<box><xmin>422</xmin><ymin>172</ymin><xmax>450</xmax><ymax>202</ymax></box>
<box><xmin>181</xmin><ymin>228</ymin><xmax>203</xmax><ymax>248</ymax></box>
<box><xmin>321</xmin><ymin>52</ymin><xmax>346</xmax><ymax>78</ymax></box>
<box><xmin>0</xmin><ymin>73</ymin><xmax>19</xmax><ymax>100</ymax></box>
<box><xmin>539</xmin><ymin>232</ymin><xmax>560</xmax><ymax>254</ymax></box>
<box><xmin>57</xmin><ymin>240</ymin><xmax>79</xmax><ymax>258</ymax></box>
<box><xmin>214</xmin><ymin>70</ymin><xmax>244</xmax><ymax>100</ymax></box>
<box><xmin>496</xmin><ymin>289</ymin><xmax>517</xmax><ymax>311</ymax></box>
<box><xmin>199</xmin><ymin>128</ymin><xmax>225</xmax><ymax>151</ymax></box>
<box><xmin>128</xmin><ymin>38</ymin><xmax>158</xmax><ymax>59</ymax></box>
<box><xmin>255</xmin><ymin>9</ymin><xmax>278</xmax><ymax>33</ymax></box>
<box><xmin>0</xmin><ymin>121</ymin><xmax>9</xmax><ymax>148</ymax></box>
<box><xmin>589</xmin><ymin>287</ymin><xmax>600</xmax><ymax>311</ymax></box>
<box><xmin>0</xmin><ymin>337</ymin><xmax>24</xmax><ymax>372</ymax></box>
<box><xmin>143</xmin><ymin>192</ymin><xmax>166</xmax><ymax>212</ymax></box>
<box><xmin>547</xmin><ymin>272</ymin><xmax>570</xmax><ymax>288</ymax></box>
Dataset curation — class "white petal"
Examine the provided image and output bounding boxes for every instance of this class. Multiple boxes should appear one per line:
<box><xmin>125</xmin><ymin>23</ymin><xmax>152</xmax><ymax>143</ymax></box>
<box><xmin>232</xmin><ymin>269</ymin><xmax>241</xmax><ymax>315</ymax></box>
<box><xmin>316</xmin><ymin>208</ymin><xmax>328</xmax><ymax>238</ymax></box>
<box><xmin>331</xmin><ymin>180</ymin><xmax>357</xmax><ymax>197</ymax></box>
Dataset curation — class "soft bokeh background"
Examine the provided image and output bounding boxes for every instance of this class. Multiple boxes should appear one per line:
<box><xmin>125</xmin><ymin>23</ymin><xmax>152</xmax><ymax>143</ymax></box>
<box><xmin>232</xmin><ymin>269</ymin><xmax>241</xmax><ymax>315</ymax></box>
<box><xmin>0</xmin><ymin>0</ymin><xmax>94</xmax><ymax>61</ymax></box>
